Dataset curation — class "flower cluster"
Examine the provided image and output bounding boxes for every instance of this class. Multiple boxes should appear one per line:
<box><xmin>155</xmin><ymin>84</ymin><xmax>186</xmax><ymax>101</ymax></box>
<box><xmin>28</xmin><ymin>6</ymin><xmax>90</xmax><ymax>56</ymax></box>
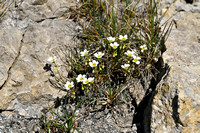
<box><xmin>47</xmin><ymin>34</ymin><xmax>148</xmax><ymax>95</ymax></box>
<box><xmin>76</xmin><ymin>74</ymin><xmax>94</xmax><ymax>84</ymax></box>
<box><xmin>80</xmin><ymin>49</ymin><xmax>104</xmax><ymax>68</ymax></box>
<box><xmin>121</xmin><ymin>64</ymin><xmax>130</xmax><ymax>70</ymax></box>
<box><xmin>78</xmin><ymin>35</ymin><xmax>146</xmax><ymax>75</ymax></box>
<box><xmin>107</xmin><ymin>35</ymin><xmax>128</xmax><ymax>50</ymax></box>
<box><xmin>124</xmin><ymin>50</ymin><xmax>141</xmax><ymax>65</ymax></box>
<box><xmin>64</xmin><ymin>74</ymin><xmax>94</xmax><ymax>91</ymax></box>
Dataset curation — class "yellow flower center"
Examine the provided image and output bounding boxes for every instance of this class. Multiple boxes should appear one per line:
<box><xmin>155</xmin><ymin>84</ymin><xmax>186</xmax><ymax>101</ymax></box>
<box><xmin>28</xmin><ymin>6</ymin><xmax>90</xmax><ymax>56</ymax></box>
<box><xmin>92</xmin><ymin>63</ymin><xmax>96</xmax><ymax>67</ymax></box>
<box><xmin>124</xmin><ymin>67</ymin><xmax>128</xmax><ymax>70</ymax></box>
<box><xmin>134</xmin><ymin>59</ymin><xmax>138</xmax><ymax>62</ymax></box>
<box><xmin>68</xmin><ymin>84</ymin><xmax>72</xmax><ymax>88</ymax></box>
<box><xmin>122</xmin><ymin>37</ymin><xmax>126</xmax><ymax>41</ymax></box>
<box><xmin>128</xmin><ymin>53</ymin><xmax>132</xmax><ymax>57</ymax></box>
<box><xmin>83</xmin><ymin>52</ymin><xmax>87</xmax><ymax>56</ymax></box>
<box><xmin>142</xmin><ymin>47</ymin><xmax>145</xmax><ymax>51</ymax></box>
<box><xmin>109</xmin><ymin>39</ymin><xmax>113</xmax><ymax>42</ymax></box>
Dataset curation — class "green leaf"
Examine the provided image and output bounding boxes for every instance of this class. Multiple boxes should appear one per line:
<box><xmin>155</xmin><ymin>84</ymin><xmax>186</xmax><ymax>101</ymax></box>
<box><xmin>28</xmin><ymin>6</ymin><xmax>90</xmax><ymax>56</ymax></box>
<box><xmin>50</xmin><ymin>108</ymin><xmax>66</xmax><ymax>121</ymax></box>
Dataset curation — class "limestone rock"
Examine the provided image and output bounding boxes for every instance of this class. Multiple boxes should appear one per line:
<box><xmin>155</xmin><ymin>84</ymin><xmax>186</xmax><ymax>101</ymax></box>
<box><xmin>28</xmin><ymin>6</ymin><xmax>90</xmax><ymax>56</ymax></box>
<box><xmin>0</xmin><ymin>28</ymin><xmax>23</xmax><ymax>88</ymax></box>
<box><xmin>79</xmin><ymin>103</ymin><xmax>137</xmax><ymax>133</ymax></box>
<box><xmin>174</xmin><ymin>0</ymin><xmax>200</xmax><ymax>13</ymax></box>
<box><xmin>145</xmin><ymin>11</ymin><xmax>200</xmax><ymax>133</ymax></box>
<box><xmin>0</xmin><ymin>0</ymin><xmax>77</xmax><ymax>117</ymax></box>
<box><xmin>0</xmin><ymin>113</ymin><xmax>41</xmax><ymax>133</ymax></box>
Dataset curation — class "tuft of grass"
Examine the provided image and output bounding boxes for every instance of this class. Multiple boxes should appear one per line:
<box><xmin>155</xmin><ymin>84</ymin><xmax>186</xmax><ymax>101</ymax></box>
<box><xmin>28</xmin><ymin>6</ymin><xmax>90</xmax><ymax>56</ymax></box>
<box><xmin>61</xmin><ymin>0</ymin><xmax>173</xmax><ymax>103</ymax></box>
<box><xmin>45</xmin><ymin>0</ymin><xmax>173</xmax><ymax>131</ymax></box>
<box><xmin>41</xmin><ymin>96</ymin><xmax>82</xmax><ymax>133</ymax></box>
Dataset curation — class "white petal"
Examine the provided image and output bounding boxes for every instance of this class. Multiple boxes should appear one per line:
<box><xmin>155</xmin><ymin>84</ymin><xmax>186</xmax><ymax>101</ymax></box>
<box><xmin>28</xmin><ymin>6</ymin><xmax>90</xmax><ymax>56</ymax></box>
<box><xmin>136</xmin><ymin>61</ymin><xmax>140</xmax><ymax>64</ymax></box>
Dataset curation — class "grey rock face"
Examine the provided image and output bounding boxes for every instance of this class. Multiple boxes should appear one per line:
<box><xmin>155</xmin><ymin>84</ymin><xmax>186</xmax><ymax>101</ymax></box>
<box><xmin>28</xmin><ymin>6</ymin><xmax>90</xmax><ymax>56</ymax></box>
<box><xmin>174</xmin><ymin>0</ymin><xmax>200</xmax><ymax>13</ymax></box>
<box><xmin>0</xmin><ymin>113</ymin><xmax>41</xmax><ymax>133</ymax></box>
<box><xmin>145</xmin><ymin>6</ymin><xmax>200</xmax><ymax>133</ymax></box>
<box><xmin>0</xmin><ymin>0</ymin><xmax>77</xmax><ymax>120</ymax></box>
<box><xmin>79</xmin><ymin>103</ymin><xmax>137</xmax><ymax>133</ymax></box>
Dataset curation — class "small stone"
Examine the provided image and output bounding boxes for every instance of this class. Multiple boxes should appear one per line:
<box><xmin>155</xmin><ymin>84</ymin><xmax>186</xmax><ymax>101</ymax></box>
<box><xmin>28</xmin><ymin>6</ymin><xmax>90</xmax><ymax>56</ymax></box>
<box><xmin>175</xmin><ymin>3</ymin><xmax>193</xmax><ymax>12</ymax></box>
<box><xmin>31</xmin><ymin>0</ymin><xmax>47</xmax><ymax>5</ymax></box>
<box><xmin>160</xmin><ymin>8</ymin><xmax>171</xmax><ymax>18</ymax></box>
<box><xmin>191</xmin><ymin>6</ymin><xmax>200</xmax><ymax>13</ymax></box>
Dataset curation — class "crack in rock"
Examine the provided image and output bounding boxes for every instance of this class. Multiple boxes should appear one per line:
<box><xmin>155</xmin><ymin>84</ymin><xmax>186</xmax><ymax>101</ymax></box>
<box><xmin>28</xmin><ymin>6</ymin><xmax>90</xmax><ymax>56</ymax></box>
<box><xmin>0</xmin><ymin>109</ymin><xmax>14</xmax><ymax>113</ymax></box>
<box><xmin>35</xmin><ymin>16</ymin><xmax>58</xmax><ymax>23</ymax></box>
<box><xmin>0</xmin><ymin>30</ymin><xmax>26</xmax><ymax>90</ymax></box>
<box><xmin>172</xmin><ymin>93</ymin><xmax>184</xmax><ymax>127</ymax></box>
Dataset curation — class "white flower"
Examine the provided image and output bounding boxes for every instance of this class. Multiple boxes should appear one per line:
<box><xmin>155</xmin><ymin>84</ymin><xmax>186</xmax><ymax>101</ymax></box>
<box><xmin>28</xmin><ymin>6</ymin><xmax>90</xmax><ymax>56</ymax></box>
<box><xmin>107</xmin><ymin>37</ymin><xmax>115</xmax><ymax>43</ymax></box>
<box><xmin>76</xmin><ymin>74</ymin><xmax>86</xmax><ymax>82</ymax></box>
<box><xmin>64</xmin><ymin>81</ymin><xmax>74</xmax><ymax>90</ymax></box>
<box><xmin>80</xmin><ymin>49</ymin><xmax>89</xmax><ymax>57</ymax></box>
<box><xmin>119</xmin><ymin>35</ymin><xmax>128</xmax><ymax>41</ymax></box>
<box><xmin>110</xmin><ymin>42</ymin><xmax>119</xmax><ymax>49</ymax></box>
<box><xmin>121</xmin><ymin>64</ymin><xmax>130</xmax><ymax>70</ymax></box>
<box><xmin>140</xmin><ymin>44</ymin><xmax>147</xmax><ymax>52</ymax></box>
<box><xmin>154</xmin><ymin>58</ymin><xmax>158</xmax><ymax>62</ymax></box>
<box><xmin>89</xmin><ymin>60</ymin><xmax>99</xmax><ymax>68</ymax></box>
<box><xmin>125</xmin><ymin>50</ymin><xmax>135</xmax><ymax>58</ymax></box>
<box><xmin>88</xmin><ymin>77</ymin><xmax>94</xmax><ymax>83</ymax></box>
<box><xmin>133</xmin><ymin>56</ymin><xmax>141</xmax><ymax>64</ymax></box>
<box><xmin>48</xmin><ymin>56</ymin><xmax>56</xmax><ymax>63</ymax></box>
<box><xmin>94</xmin><ymin>52</ymin><xmax>104</xmax><ymax>59</ymax></box>
<box><xmin>83</xmin><ymin>78</ymin><xmax>89</xmax><ymax>85</ymax></box>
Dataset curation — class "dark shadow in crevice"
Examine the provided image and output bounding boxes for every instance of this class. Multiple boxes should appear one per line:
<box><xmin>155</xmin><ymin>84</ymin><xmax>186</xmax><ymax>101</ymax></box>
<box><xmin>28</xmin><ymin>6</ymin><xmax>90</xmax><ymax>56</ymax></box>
<box><xmin>185</xmin><ymin>0</ymin><xmax>193</xmax><ymax>4</ymax></box>
<box><xmin>132</xmin><ymin>57</ymin><xmax>170</xmax><ymax>133</ymax></box>
<box><xmin>0</xmin><ymin>109</ymin><xmax>14</xmax><ymax>113</ymax></box>
<box><xmin>132</xmin><ymin>85</ymin><xmax>156</xmax><ymax>133</ymax></box>
<box><xmin>172</xmin><ymin>94</ymin><xmax>184</xmax><ymax>127</ymax></box>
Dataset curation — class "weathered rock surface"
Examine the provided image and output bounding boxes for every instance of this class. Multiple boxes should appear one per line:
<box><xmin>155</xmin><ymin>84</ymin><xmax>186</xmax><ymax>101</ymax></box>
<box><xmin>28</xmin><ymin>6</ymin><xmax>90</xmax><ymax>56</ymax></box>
<box><xmin>144</xmin><ymin>2</ymin><xmax>200</xmax><ymax>133</ymax></box>
<box><xmin>79</xmin><ymin>103</ymin><xmax>137</xmax><ymax>133</ymax></box>
<box><xmin>0</xmin><ymin>113</ymin><xmax>41</xmax><ymax>133</ymax></box>
<box><xmin>1</xmin><ymin>0</ymin><xmax>200</xmax><ymax>132</ymax></box>
<box><xmin>162</xmin><ymin>0</ymin><xmax>200</xmax><ymax>13</ymax></box>
<box><xmin>0</xmin><ymin>0</ymin><xmax>77</xmax><ymax>118</ymax></box>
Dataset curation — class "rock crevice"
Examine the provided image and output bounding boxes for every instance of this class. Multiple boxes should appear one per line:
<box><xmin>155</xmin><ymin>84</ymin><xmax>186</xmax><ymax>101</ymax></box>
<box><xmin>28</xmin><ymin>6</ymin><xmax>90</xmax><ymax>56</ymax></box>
<box><xmin>0</xmin><ymin>29</ymin><xmax>25</xmax><ymax>91</ymax></box>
